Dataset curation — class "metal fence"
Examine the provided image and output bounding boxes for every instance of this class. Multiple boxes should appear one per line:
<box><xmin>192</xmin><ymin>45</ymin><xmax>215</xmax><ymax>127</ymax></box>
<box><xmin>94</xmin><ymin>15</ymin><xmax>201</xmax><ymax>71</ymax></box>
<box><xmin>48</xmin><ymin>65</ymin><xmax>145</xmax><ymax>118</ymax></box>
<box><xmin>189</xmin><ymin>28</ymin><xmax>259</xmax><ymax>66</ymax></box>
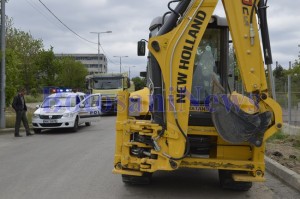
<box><xmin>275</xmin><ymin>75</ymin><xmax>300</xmax><ymax>130</ymax></box>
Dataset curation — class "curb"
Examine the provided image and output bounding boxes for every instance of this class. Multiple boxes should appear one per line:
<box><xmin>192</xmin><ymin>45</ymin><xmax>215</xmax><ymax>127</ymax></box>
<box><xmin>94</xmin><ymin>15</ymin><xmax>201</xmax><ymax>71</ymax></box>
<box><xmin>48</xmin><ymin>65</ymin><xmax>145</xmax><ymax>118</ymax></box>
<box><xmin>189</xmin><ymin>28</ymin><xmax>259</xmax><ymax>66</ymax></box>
<box><xmin>0</xmin><ymin>128</ymin><xmax>30</xmax><ymax>134</ymax></box>
<box><xmin>265</xmin><ymin>156</ymin><xmax>300</xmax><ymax>192</ymax></box>
<box><xmin>0</xmin><ymin>128</ymin><xmax>15</xmax><ymax>133</ymax></box>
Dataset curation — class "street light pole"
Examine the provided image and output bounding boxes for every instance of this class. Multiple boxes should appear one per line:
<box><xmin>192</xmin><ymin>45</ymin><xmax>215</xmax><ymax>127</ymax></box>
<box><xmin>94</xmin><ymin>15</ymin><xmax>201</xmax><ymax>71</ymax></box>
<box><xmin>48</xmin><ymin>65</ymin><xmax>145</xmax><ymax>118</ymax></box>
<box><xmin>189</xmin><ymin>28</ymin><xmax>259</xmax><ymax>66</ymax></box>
<box><xmin>90</xmin><ymin>31</ymin><xmax>112</xmax><ymax>73</ymax></box>
<box><xmin>128</xmin><ymin>66</ymin><xmax>136</xmax><ymax>79</ymax></box>
<box><xmin>113</xmin><ymin>56</ymin><xmax>128</xmax><ymax>73</ymax></box>
<box><xmin>0</xmin><ymin>0</ymin><xmax>6</xmax><ymax>128</ymax></box>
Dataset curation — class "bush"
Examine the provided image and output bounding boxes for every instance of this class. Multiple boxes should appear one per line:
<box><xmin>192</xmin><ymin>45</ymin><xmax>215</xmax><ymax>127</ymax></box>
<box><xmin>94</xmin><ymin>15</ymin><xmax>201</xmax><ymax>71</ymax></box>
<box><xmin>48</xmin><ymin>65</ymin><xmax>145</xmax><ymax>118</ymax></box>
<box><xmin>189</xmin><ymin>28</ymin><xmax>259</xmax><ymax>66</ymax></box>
<box><xmin>5</xmin><ymin>109</ymin><xmax>34</xmax><ymax>128</ymax></box>
<box><xmin>30</xmin><ymin>88</ymin><xmax>39</xmax><ymax>97</ymax></box>
<box><xmin>25</xmin><ymin>94</ymin><xmax>43</xmax><ymax>103</ymax></box>
<box><xmin>291</xmin><ymin>135</ymin><xmax>300</xmax><ymax>149</ymax></box>
<box><xmin>5</xmin><ymin>113</ymin><xmax>16</xmax><ymax>128</ymax></box>
<box><xmin>5</xmin><ymin>86</ymin><xmax>17</xmax><ymax>107</ymax></box>
<box><xmin>268</xmin><ymin>130</ymin><xmax>289</xmax><ymax>142</ymax></box>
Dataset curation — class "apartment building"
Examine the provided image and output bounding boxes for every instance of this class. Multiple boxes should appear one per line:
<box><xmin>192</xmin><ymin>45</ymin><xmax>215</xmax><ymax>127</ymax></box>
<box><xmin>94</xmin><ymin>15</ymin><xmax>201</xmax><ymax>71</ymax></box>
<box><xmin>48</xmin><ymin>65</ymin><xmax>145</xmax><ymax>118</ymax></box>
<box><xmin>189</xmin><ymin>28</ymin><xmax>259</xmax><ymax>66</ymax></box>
<box><xmin>55</xmin><ymin>53</ymin><xmax>108</xmax><ymax>74</ymax></box>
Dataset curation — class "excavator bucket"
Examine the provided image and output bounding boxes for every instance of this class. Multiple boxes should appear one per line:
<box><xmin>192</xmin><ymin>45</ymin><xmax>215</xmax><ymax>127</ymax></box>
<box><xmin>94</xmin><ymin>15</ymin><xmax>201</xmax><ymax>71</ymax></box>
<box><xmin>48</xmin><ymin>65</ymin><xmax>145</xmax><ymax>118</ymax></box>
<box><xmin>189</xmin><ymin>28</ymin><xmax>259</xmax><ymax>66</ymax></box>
<box><xmin>210</xmin><ymin>76</ymin><xmax>272</xmax><ymax>147</ymax></box>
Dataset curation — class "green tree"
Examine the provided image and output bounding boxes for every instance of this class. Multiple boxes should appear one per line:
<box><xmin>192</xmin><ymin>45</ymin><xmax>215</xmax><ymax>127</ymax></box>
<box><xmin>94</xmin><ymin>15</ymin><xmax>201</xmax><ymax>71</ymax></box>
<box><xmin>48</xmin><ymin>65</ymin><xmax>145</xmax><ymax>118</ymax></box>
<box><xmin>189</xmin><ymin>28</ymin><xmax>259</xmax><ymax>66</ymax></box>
<box><xmin>6</xmin><ymin>26</ymin><xmax>43</xmax><ymax>93</ymax></box>
<box><xmin>273</xmin><ymin>65</ymin><xmax>285</xmax><ymax>79</ymax></box>
<box><xmin>35</xmin><ymin>46</ymin><xmax>60</xmax><ymax>87</ymax></box>
<box><xmin>131</xmin><ymin>76</ymin><xmax>146</xmax><ymax>91</ymax></box>
<box><xmin>273</xmin><ymin>64</ymin><xmax>287</xmax><ymax>92</ymax></box>
<box><xmin>4</xmin><ymin>18</ymin><xmax>22</xmax><ymax>105</ymax></box>
<box><xmin>56</xmin><ymin>57</ymin><xmax>88</xmax><ymax>90</ymax></box>
<box><xmin>5</xmin><ymin>48</ymin><xmax>21</xmax><ymax>106</ymax></box>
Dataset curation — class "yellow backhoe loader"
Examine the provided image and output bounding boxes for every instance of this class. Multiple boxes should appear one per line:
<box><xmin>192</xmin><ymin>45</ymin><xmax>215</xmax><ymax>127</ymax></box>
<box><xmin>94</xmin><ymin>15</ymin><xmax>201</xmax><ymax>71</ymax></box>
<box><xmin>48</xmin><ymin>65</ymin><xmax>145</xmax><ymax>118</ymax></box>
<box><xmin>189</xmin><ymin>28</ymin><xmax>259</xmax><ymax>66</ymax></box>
<box><xmin>113</xmin><ymin>0</ymin><xmax>282</xmax><ymax>191</ymax></box>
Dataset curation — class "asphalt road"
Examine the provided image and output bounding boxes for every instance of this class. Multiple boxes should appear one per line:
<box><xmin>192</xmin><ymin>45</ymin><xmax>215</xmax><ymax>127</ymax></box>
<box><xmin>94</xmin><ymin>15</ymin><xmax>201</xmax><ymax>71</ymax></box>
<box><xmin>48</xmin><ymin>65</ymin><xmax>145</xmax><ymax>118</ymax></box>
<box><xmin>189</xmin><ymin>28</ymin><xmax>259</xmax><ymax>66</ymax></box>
<box><xmin>0</xmin><ymin>116</ymin><xmax>299</xmax><ymax>199</ymax></box>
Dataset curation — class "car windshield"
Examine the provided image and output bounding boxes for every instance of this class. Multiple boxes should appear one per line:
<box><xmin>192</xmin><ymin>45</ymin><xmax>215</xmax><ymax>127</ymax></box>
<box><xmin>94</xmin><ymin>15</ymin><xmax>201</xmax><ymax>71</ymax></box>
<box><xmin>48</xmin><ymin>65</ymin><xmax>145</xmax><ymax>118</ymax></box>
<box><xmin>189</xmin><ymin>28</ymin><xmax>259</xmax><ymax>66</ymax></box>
<box><xmin>93</xmin><ymin>78</ymin><xmax>122</xmax><ymax>89</ymax></box>
<box><xmin>41</xmin><ymin>96</ymin><xmax>78</xmax><ymax>108</ymax></box>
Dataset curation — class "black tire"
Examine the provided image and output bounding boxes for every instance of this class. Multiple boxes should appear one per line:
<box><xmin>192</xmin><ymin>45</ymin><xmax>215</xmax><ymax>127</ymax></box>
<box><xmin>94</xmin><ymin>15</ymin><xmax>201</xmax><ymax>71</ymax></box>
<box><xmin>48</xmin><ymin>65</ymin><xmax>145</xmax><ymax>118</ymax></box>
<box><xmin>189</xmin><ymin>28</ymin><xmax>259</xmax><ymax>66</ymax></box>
<box><xmin>72</xmin><ymin>117</ymin><xmax>79</xmax><ymax>132</ymax></box>
<box><xmin>219</xmin><ymin>170</ymin><xmax>252</xmax><ymax>191</ymax></box>
<box><xmin>33</xmin><ymin>129</ymin><xmax>41</xmax><ymax>134</ymax></box>
<box><xmin>85</xmin><ymin>122</ymin><xmax>91</xmax><ymax>126</ymax></box>
<box><xmin>122</xmin><ymin>172</ymin><xmax>152</xmax><ymax>185</ymax></box>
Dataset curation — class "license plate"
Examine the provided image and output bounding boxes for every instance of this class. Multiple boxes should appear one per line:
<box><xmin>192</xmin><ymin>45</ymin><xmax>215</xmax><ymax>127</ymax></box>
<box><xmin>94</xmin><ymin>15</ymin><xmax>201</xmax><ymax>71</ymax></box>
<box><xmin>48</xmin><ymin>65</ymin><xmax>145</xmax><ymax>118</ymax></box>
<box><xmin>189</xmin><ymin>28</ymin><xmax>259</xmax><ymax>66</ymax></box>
<box><xmin>43</xmin><ymin>119</ymin><xmax>57</xmax><ymax>123</ymax></box>
<box><xmin>103</xmin><ymin>103</ymin><xmax>113</xmax><ymax>106</ymax></box>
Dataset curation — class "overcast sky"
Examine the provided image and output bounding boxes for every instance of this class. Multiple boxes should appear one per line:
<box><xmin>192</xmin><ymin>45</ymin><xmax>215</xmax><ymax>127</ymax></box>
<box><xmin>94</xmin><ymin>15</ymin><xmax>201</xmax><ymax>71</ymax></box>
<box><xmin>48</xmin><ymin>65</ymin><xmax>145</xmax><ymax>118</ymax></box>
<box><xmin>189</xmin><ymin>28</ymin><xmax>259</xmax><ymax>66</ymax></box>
<box><xmin>6</xmin><ymin>0</ymin><xmax>300</xmax><ymax>77</ymax></box>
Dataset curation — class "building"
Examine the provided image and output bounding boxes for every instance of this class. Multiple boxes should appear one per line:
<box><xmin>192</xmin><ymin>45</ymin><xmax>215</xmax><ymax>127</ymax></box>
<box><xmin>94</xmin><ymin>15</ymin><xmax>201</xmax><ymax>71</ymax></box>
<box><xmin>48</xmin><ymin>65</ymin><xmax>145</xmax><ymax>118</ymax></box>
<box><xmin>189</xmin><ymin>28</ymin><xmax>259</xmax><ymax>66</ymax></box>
<box><xmin>55</xmin><ymin>53</ymin><xmax>108</xmax><ymax>74</ymax></box>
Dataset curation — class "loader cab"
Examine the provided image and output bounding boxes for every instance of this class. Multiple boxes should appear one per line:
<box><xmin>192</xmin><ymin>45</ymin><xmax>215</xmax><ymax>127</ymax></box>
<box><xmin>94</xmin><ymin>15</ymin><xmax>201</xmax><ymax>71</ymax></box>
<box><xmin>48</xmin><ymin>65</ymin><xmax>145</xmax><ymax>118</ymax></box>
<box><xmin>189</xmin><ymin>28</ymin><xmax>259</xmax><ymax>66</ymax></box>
<box><xmin>138</xmin><ymin>15</ymin><xmax>233</xmax><ymax>127</ymax></box>
<box><xmin>144</xmin><ymin>16</ymin><xmax>165</xmax><ymax>88</ymax></box>
<box><xmin>189</xmin><ymin>15</ymin><xmax>230</xmax><ymax>126</ymax></box>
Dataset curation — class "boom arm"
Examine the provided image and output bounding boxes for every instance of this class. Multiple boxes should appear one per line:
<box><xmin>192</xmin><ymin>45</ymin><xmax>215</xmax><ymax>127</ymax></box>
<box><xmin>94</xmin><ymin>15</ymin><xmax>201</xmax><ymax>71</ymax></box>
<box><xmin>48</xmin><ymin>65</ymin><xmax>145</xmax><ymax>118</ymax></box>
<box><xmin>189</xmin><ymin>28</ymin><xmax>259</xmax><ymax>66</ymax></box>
<box><xmin>222</xmin><ymin>0</ymin><xmax>267</xmax><ymax>92</ymax></box>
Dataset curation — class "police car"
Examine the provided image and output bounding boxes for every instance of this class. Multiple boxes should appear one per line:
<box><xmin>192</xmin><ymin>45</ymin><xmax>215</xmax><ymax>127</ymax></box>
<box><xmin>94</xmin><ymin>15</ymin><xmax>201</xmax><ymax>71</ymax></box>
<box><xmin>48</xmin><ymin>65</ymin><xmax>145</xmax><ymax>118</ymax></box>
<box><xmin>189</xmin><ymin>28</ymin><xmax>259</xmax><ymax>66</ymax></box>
<box><xmin>32</xmin><ymin>92</ymin><xmax>102</xmax><ymax>133</ymax></box>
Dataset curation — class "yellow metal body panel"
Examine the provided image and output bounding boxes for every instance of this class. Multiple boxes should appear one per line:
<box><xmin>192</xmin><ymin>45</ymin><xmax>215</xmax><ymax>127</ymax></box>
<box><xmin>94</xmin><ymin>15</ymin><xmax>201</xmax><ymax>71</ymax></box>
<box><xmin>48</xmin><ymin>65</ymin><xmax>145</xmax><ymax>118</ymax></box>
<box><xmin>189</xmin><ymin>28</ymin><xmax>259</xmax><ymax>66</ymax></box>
<box><xmin>230</xmin><ymin>91</ymin><xmax>259</xmax><ymax>114</ymax></box>
<box><xmin>129</xmin><ymin>87</ymin><xmax>150</xmax><ymax>116</ymax></box>
<box><xmin>147</xmin><ymin>0</ymin><xmax>218</xmax><ymax>162</ymax></box>
<box><xmin>92</xmin><ymin>88</ymin><xmax>122</xmax><ymax>96</ymax></box>
<box><xmin>222</xmin><ymin>0</ymin><xmax>267</xmax><ymax>92</ymax></box>
<box><xmin>232</xmin><ymin>173</ymin><xmax>265</xmax><ymax>182</ymax></box>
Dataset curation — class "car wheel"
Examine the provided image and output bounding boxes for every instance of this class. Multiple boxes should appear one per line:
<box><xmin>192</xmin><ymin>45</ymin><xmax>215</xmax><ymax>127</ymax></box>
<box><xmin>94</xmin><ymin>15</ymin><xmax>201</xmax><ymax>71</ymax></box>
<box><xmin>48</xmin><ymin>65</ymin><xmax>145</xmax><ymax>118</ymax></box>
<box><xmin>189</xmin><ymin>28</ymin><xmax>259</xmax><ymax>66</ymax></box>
<box><xmin>85</xmin><ymin>122</ymin><xmax>91</xmax><ymax>126</ymax></box>
<box><xmin>33</xmin><ymin>129</ymin><xmax>41</xmax><ymax>134</ymax></box>
<box><xmin>72</xmin><ymin>117</ymin><xmax>79</xmax><ymax>132</ymax></box>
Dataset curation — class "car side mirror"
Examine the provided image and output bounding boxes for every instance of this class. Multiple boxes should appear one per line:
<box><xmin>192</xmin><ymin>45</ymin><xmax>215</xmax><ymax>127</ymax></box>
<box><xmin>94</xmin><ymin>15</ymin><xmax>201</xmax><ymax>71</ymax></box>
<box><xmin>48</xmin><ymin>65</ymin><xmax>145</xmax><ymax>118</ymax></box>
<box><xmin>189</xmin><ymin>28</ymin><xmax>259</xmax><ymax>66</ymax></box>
<box><xmin>36</xmin><ymin>105</ymin><xmax>40</xmax><ymax>109</ymax></box>
<box><xmin>140</xmin><ymin>71</ymin><xmax>147</xmax><ymax>78</ymax></box>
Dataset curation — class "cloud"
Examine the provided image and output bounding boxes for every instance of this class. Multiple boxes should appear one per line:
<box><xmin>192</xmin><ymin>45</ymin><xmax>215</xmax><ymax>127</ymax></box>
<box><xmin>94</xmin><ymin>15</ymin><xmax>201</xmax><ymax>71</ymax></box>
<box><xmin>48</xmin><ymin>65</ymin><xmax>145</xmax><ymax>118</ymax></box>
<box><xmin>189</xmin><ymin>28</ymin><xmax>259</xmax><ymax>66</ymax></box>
<box><xmin>6</xmin><ymin>0</ymin><xmax>300</xmax><ymax>77</ymax></box>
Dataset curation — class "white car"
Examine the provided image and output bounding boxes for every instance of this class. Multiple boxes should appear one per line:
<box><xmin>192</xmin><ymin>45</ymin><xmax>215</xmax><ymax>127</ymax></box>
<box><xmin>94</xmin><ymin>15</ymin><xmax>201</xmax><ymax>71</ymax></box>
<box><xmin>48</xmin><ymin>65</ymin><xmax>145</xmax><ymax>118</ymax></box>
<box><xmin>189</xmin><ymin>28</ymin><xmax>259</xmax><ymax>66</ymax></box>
<box><xmin>32</xmin><ymin>92</ymin><xmax>102</xmax><ymax>133</ymax></box>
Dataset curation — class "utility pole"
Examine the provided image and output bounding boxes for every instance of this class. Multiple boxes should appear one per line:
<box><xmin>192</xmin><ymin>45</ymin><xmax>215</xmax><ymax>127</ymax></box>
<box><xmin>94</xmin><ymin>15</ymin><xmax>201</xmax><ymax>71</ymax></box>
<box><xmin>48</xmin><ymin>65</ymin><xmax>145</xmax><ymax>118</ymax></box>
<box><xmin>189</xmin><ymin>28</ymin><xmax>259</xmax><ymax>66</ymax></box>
<box><xmin>288</xmin><ymin>75</ymin><xmax>291</xmax><ymax>126</ymax></box>
<box><xmin>0</xmin><ymin>0</ymin><xmax>6</xmax><ymax>128</ymax></box>
<box><xmin>90</xmin><ymin>31</ymin><xmax>112</xmax><ymax>73</ymax></box>
<box><xmin>128</xmin><ymin>66</ymin><xmax>135</xmax><ymax>79</ymax></box>
<box><xmin>113</xmin><ymin>56</ymin><xmax>128</xmax><ymax>73</ymax></box>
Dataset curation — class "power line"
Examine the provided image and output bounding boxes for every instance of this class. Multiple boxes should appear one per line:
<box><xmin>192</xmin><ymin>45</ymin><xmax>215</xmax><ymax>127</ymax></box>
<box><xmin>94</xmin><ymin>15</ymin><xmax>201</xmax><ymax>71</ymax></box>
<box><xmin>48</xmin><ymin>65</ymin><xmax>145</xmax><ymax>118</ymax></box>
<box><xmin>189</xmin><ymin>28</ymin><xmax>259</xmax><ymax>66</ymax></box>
<box><xmin>37</xmin><ymin>0</ymin><xmax>116</xmax><ymax>67</ymax></box>
<box><xmin>38</xmin><ymin>0</ymin><xmax>96</xmax><ymax>44</ymax></box>
<box><xmin>25</xmin><ymin>0</ymin><xmax>65</xmax><ymax>32</ymax></box>
<box><xmin>25</xmin><ymin>0</ymin><xmax>97</xmax><ymax>51</ymax></box>
<box><xmin>100</xmin><ymin>45</ymin><xmax>117</xmax><ymax>65</ymax></box>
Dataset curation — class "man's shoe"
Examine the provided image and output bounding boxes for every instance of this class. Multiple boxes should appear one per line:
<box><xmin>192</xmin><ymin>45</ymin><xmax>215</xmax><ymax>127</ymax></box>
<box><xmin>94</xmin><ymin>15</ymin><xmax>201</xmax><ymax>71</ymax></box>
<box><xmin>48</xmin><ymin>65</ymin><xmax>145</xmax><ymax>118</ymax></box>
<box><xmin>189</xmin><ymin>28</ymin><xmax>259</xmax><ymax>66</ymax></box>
<box><xmin>26</xmin><ymin>133</ymin><xmax>34</xmax><ymax>136</ymax></box>
<box><xmin>15</xmin><ymin>135</ymin><xmax>23</xmax><ymax>137</ymax></box>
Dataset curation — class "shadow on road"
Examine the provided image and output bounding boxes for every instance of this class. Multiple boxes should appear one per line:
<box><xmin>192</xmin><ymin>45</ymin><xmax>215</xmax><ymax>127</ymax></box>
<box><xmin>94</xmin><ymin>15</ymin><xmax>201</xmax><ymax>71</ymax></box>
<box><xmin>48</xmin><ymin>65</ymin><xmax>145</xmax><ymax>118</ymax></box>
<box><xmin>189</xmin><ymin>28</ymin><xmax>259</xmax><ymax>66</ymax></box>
<box><xmin>120</xmin><ymin>168</ymin><xmax>250</xmax><ymax>198</ymax></box>
<box><xmin>36</xmin><ymin>125</ymin><xmax>89</xmax><ymax>135</ymax></box>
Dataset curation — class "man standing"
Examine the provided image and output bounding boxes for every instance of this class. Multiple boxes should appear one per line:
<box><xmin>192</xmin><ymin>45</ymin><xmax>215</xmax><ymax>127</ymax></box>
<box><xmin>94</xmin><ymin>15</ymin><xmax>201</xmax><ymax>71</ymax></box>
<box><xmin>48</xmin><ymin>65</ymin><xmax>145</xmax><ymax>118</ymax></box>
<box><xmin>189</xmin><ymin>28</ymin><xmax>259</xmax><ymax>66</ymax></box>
<box><xmin>12</xmin><ymin>88</ymin><xmax>33</xmax><ymax>137</ymax></box>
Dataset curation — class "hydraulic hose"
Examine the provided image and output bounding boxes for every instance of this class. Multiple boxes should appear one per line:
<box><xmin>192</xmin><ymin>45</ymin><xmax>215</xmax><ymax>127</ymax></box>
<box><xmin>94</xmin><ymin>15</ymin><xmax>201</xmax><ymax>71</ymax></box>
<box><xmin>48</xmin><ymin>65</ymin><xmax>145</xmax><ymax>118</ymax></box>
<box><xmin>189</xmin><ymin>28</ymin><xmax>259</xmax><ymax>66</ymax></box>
<box><xmin>158</xmin><ymin>0</ymin><xmax>191</xmax><ymax>36</ymax></box>
<box><xmin>258</xmin><ymin>0</ymin><xmax>273</xmax><ymax>65</ymax></box>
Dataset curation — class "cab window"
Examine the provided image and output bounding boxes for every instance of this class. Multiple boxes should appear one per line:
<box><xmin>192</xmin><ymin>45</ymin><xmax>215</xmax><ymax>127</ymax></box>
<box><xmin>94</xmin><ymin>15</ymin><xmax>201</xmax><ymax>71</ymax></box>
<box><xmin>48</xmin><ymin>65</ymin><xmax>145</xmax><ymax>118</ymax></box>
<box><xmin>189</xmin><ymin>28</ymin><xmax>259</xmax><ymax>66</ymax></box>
<box><xmin>191</xmin><ymin>28</ymin><xmax>221</xmax><ymax>102</ymax></box>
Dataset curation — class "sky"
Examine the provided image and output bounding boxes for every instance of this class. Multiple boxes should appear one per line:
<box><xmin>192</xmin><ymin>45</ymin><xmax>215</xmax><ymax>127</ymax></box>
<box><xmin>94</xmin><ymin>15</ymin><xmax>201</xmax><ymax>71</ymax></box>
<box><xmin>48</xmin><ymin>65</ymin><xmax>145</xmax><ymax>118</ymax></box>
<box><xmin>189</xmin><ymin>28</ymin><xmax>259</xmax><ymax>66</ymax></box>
<box><xmin>6</xmin><ymin>0</ymin><xmax>300</xmax><ymax>78</ymax></box>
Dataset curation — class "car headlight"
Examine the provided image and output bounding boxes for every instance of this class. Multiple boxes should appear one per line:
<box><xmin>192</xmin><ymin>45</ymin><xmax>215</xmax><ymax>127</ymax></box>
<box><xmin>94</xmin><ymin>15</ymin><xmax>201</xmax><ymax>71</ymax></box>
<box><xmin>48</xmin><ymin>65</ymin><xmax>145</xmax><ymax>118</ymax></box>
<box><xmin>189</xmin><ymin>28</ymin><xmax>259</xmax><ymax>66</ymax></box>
<box><xmin>63</xmin><ymin>113</ymin><xmax>75</xmax><ymax>118</ymax></box>
<box><xmin>33</xmin><ymin>114</ymin><xmax>40</xmax><ymax>119</ymax></box>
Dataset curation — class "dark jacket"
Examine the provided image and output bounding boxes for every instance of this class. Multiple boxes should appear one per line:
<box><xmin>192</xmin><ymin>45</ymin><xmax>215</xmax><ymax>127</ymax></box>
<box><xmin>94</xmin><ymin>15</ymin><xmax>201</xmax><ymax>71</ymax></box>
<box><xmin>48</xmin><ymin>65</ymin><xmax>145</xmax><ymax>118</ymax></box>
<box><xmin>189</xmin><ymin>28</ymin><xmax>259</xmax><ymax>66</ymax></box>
<box><xmin>12</xmin><ymin>94</ymin><xmax>27</xmax><ymax>112</ymax></box>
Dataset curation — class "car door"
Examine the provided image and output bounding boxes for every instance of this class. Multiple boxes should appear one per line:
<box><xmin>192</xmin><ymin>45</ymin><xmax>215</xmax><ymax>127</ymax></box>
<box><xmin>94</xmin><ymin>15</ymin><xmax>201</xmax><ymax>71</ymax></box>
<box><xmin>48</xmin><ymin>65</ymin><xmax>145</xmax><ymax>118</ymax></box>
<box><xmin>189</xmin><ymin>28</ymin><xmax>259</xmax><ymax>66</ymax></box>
<box><xmin>78</xmin><ymin>94</ymin><xmax>102</xmax><ymax>123</ymax></box>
